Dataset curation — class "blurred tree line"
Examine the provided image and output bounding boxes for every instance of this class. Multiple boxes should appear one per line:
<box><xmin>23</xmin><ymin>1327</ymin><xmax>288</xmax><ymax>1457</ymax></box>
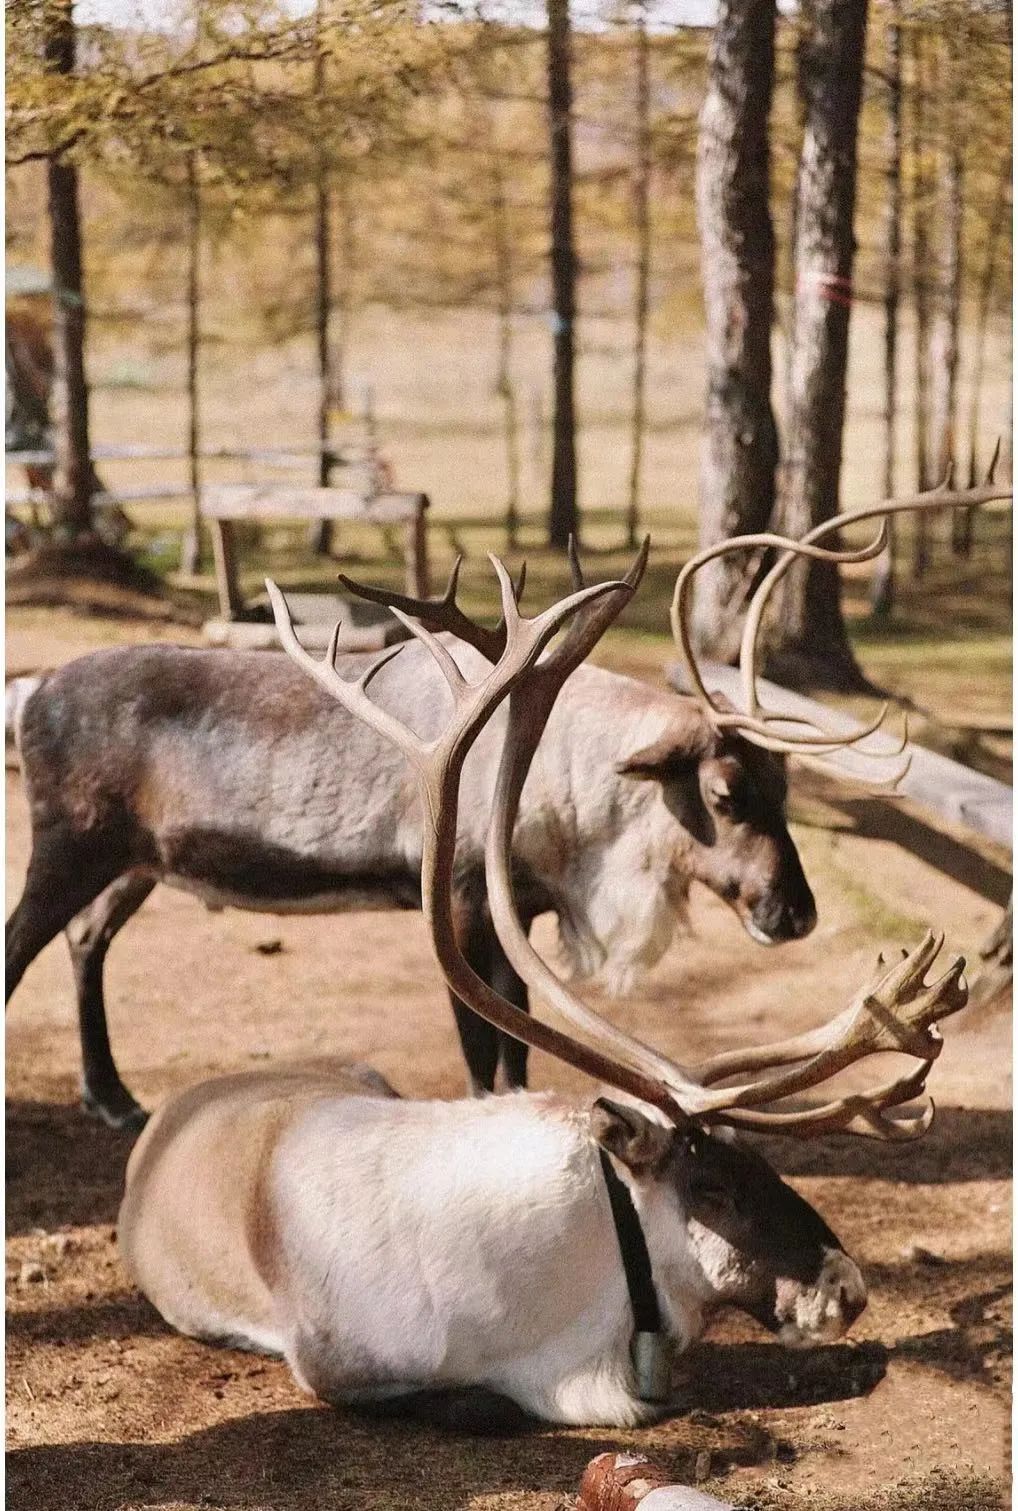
<box><xmin>5</xmin><ymin>0</ymin><xmax>1012</xmax><ymax>682</ymax></box>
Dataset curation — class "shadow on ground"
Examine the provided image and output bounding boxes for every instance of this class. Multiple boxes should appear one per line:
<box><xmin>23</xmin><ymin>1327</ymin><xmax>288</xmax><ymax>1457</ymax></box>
<box><xmin>755</xmin><ymin>1105</ymin><xmax>1012</xmax><ymax>1183</ymax></box>
<box><xmin>6</xmin><ymin>1097</ymin><xmax>138</xmax><ymax>1236</ymax></box>
<box><xmin>6</xmin><ymin>1401</ymin><xmax>778</xmax><ymax>1511</ymax></box>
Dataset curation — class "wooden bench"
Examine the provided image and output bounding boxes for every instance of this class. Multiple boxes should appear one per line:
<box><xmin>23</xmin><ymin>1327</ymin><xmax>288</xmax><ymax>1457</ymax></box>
<box><xmin>199</xmin><ymin>484</ymin><xmax>431</xmax><ymax>623</ymax></box>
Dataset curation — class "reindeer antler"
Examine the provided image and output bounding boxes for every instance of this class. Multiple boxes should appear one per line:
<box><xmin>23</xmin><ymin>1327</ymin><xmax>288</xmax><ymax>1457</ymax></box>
<box><xmin>671</xmin><ymin>465</ymin><xmax>1012</xmax><ymax>778</ymax></box>
<box><xmin>337</xmin><ymin>554</ymin><xmax>527</xmax><ymax>663</ymax></box>
<box><xmin>271</xmin><ymin>549</ymin><xmax>969</xmax><ymax>1143</ymax></box>
<box><xmin>267</xmin><ymin>551</ymin><xmax>687</xmax><ymax>1125</ymax></box>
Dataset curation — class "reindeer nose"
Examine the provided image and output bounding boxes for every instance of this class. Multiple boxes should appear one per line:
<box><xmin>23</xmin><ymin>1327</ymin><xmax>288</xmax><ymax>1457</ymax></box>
<box><xmin>826</xmin><ymin>1251</ymin><xmax>867</xmax><ymax>1328</ymax></box>
<box><xmin>749</xmin><ymin>892</ymin><xmax>817</xmax><ymax>943</ymax></box>
<box><xmin>839</xmin><ymin>1279</ymin><xmax>867</xmax><ymax>1327</ymax></box>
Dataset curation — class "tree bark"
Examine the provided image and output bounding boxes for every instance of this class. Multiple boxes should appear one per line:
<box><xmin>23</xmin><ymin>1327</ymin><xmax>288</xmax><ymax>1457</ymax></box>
<box><xmin>770</xmin><ymin>0</ymin><xmax>868</xmax><ymax>688</ymax></box>
<box><xmin>491</xmin><ymin>157</ymin><xmax>522</xmax><ymax>549</ymax></box>
<box><xmin>871</xmin><ymin>0</ymin><xmax>903</xmax><ymax>618</ymax></box>
<box><xmin>45</xmin><ymin>0</ymin><xmax>93</xmax><ymax>539</ymax></box>
<box><xmin>928</xmin><ymin>31</ymin><xmax>966</xmax><ymax>553</ymax></box>
<box><xmin>626</xmin><ymin>0</ymin><xmax>652</xmax><ymax>552</ymax></box>
<box><xmin>964</xmin><ymin>149</ymin><xmax>1011</xmax><ymax>507</ymax></box>
<box><xmin>693</xmin><ymin>0</ymin><xmax>779</xmax><ymax>661</ymax></box>
<box><xmin>546</xmin><ymin>0</ymin><xmax>578</xmax><ymax>550</ymax></box>
<box><xmin>910</xmin><ymin>23</ymin><xmax>932</xmax><ymax>576</ymax></box>
<box><xmin>179</xmin><ymin>153</ymin><xmax>203</xmax><ymax>574</ymax></box>
<box><xmin>310</xmin><ymin>0</ymin><xmax>336</xmax><ymax>555</ymax></box>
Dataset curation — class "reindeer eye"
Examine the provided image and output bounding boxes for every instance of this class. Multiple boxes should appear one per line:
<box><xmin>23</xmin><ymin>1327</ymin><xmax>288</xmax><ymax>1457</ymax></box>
<box><xmin>692</xmin><ymin>1176</ymin><xmax>732</xmax><ymax>1208</ymax></box>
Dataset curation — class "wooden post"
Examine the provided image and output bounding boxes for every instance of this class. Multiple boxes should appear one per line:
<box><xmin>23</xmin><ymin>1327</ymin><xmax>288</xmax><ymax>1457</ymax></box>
<box><xmin>406</xmin><ymin>496</ymin><xmax>430</xmax><ymax>598</ymax></box>
<box><xmin>209</xmin><ymin>518</ymin><xmax>242</xmax><ymax>619</ymax></box>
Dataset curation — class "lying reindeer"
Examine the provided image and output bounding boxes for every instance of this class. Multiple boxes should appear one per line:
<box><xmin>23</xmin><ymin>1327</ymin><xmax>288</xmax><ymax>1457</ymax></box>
<box><xmin>5</xmin><ymin>471</ymin><xmax>1004</xmax><ymax>1128</ymax></box>
<box><xmin>119</xmin><ymin>558</ymin><xmax>967</xmax><ymax>1429</ymax></box>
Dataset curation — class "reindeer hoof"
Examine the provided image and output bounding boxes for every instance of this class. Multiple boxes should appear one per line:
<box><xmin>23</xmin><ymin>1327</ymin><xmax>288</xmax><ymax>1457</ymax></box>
<box><xmin>80</xmin><ymin>1086</ymin><xmax>149</xmax><ymax>1134</ymax></box>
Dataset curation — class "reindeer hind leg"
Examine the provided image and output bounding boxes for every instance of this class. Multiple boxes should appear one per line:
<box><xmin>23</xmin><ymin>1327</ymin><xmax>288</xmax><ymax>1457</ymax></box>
<box><xmin>66</xmin><ymin>873</ymin><xmax>156</xmax><ymax>1131</ymax></box>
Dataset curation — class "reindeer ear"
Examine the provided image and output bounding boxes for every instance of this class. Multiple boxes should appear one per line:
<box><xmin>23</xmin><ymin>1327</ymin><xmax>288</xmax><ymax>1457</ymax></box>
<box><xmin>591</xmin><ymin>1098</ymin><xmax>674</xmax><ymax>1172</ymax></box>
<box><xmin>615</xmin><ymin>719</ymin><xmax>708</xmax><ymax>781</ymax></box>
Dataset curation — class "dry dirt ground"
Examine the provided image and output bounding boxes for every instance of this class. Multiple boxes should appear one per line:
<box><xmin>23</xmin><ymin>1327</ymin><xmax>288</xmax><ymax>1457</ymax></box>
<box><xmin>5</xmin><ymin>608</ymin><xmax>1012</xmax><ymax>1511</ymax></box>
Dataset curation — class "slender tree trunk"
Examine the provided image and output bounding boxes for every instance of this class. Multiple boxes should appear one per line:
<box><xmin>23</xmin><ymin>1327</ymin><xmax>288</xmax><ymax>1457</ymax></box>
<box><xmin>927</xmin><ymin>31</ymin><xmax>966</xmax><ymax>553</ymax></box>
<box><xmin>964</xmin><ymin>149</ymin><xmax>1011</xmax><ymax>508</ymax></box>
<box><xmin>45</xmin><ymin>1</ymin><xmax>93</xmax><ymax>538</ymax></box>
<box><xmin>910</xmin><ymin>23</ymin><xmax>932</xmax><ymax>576</ymax></box>
<box><xmin>693</xmin><ymin>0</ymin><xmax>779</xmax><ymax>660</ymax></box>
<box><xmin>871</xmin><ymin>0</ymin><xmax>903</xmax><ymax>618</ymax></box>
<box><xmin>546</xmin><ymin>0</ymin><xmax>578</xmax><ymax>550</ymax></box>
<box><xmin>491</xmin><ymin>158</ymin><xmax>522</xmax><ymax>549</ymax></box>
<box><xmin>626</xmin><ymin>0</ymin><xmax>652</xmax><ymax>552</ymax></box>
<box><xmin>334</xmin><ymin>177</ymin><xmax>354</xmax><ymax>417</ymax></box>
<box><xmin>179</xmin><ymin>153</ymin><xmax>203</xmax><ymax>575</ymax></box>
<box><xmin>769</xmin><ymin>0</ymin><xmax>870</xmax><ymax>686</ymax></box>
<box><xmin>310</xmin><ymin>0</ymin><xmax>336</xmax><ymax>555</ymax></box>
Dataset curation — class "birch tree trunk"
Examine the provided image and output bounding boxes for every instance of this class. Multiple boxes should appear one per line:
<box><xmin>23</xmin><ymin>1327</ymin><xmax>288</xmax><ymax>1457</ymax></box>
<box><xmin>871</xmin><ymin>0</ymin><xmax>903</xmax><ymax>618</ymax></box>
<box><xmin>46</xmin><ymin>0</ymin><xmax>93</xmax><ymax>539</ymax></box>
<box><xmin>693</xmin><ymin>0</ymin><xmax>779</xmax><ymax>661</ymax></box>
<box><xmin>770</xmin><ymin>0</ymin><xmax>868</xmax><ymax>687</ymax></box>
<box><xmin>546</xmin><ymin>0</ymin><xmax>579</xmax><ymax>550</ymax></box>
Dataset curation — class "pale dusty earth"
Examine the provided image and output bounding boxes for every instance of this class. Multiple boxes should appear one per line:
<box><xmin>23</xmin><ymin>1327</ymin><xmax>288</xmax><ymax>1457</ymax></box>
<box><xmin>5</xmin><ymin>607</ymin><xmax>1012</xmax><ymax>1511</ymax></box>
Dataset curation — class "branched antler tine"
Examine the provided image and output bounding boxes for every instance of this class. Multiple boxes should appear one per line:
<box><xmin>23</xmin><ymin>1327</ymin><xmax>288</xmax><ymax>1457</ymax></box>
<box><xmin>359</xmin><ymin>643</ymin><xmax>406</xmax><ymax>694</ymax></box>
<box><xmin>567</xmin><ymin>534</ymin><xmax>584</xmax><ymax>590</ymax></box>
<box><xmin>325</xmin><ymin>619</ymin><xmax>343</xmax><ymax>671</ymax></box>
<box><xmin>734</xmin><ymin>524</ymin><xmax>887</xmax><ymax>725</ymax></box>
<box><xmin>548</xmin><ymin>535</ymin><xmax>650</xmax><ymax>674</ymax></box>
<box><xmin>338</xmin><ymin>557</ymin><xmax>503</xmax><ymax>663</ymax></box>
<box><xmin>796</xmin><ymin>749</ymin><xmax>913</xmax><ymax>792</ymax></box>
<box><xmin>514</xmin><ymin>560</ymin><xmax>527</xmax><ymax>605</ymax></box>
<box><xmin>265</xmin><ymin>579</ymin><xmax>421</xmax><ymax>762</ymax></box>
<box><xmin>689</xmin><ymin>931</ymin><xmax>966</xmax><ymax>1123</ymax></box>
<box><xmin>488</xmin><ymin>553</ymin><xmax>525</xmax><ymax>633</ymax></box>
<box><xmin>671</xmin><ymin>528</ymin><xmax>885</xmax><ymax>718</ymax></box>
<box><xmin>711</xmin><ymin>698</ymin><xmax>893</xmax><ymax>753</ymax></box>
<box><xmin>674</xmin><ymin>478</ymin><xmax>1009</xmax><ymax>773</ymax></box>
<box><xmin>388</xmin><ymin>607</ymin><xmax>468</xmax><ymax>702</ymax></box>
<box><xmin>715</xmin><ymin>1081</ymin><xmax>936</xmax><ymax>1141</ymax></box>
<box><xmin>444</xmin><ymin>553</ymin><xmax>463</xmax><ymax>603</ymax></box>
<box><xmin>487</xmin><ymin>553</ymin><xmax>632</xmax><ymax>667</ymax></box>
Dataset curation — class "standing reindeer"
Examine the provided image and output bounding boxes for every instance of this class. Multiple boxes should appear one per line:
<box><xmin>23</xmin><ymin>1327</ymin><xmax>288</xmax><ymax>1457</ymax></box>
<box><xmin>119</xmin><ymin>561</ymin><xmax>967</xmax><ymax>1429</ymax></box>
<box><xmin>5</xmin><ymin>473</ymin><xmax>1006</xmax><ymax>1127</ymax></box>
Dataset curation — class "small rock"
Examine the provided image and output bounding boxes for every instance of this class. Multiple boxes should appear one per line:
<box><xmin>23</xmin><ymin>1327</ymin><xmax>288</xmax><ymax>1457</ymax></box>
<box><xmin>693</xmin><ymin>1450</ymin><xmax>711</xmax><ymax>1483</ymax></box>
<box><xmin>254</xmin><ymin>939</ymin><xmax>283</xmax><ymax>956</ymax></box>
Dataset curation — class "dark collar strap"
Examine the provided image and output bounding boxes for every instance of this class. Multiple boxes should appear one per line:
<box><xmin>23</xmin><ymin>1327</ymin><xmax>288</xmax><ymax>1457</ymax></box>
<box><xmin>598</xmin><ymin>1148</ymin><xmax>661</xmax><ymax>1336</ymax></box>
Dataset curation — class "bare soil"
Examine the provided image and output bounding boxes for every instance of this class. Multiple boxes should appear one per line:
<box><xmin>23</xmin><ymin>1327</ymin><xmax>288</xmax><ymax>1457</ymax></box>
<box><xmin>5</xmin><ymin>608</ymin><xmax>1012</xmax><ymax>1511</ymax></box>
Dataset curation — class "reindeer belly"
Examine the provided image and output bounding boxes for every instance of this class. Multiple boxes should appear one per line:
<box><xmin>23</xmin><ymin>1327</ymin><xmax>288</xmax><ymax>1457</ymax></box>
<box><xmin>157</xmin><ymin>827</ymin><xmax>421</xmax><ymax>914</ymax></box>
